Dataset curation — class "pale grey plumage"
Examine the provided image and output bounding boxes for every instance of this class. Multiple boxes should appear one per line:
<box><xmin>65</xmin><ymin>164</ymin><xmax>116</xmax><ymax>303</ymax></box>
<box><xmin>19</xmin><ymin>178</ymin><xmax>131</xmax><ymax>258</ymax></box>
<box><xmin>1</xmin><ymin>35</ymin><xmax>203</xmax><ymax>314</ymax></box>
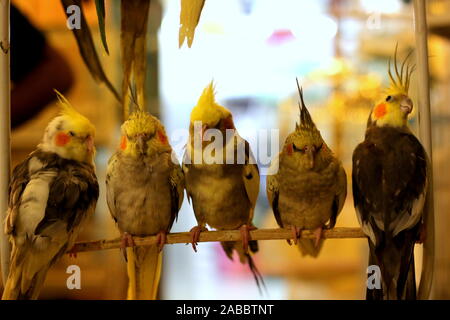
<box><xmin>267</xmin><ymin>83</ymin><xmax>347</xmax><ymax>257</ymax></box>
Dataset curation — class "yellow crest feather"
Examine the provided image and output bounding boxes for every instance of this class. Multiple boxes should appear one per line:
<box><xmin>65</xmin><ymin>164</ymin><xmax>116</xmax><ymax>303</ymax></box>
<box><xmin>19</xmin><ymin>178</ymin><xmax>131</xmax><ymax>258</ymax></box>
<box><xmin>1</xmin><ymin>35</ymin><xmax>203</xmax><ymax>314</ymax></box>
<box><xmin>123</xmin><ymin>110</ymin><xmax>159</xmax><ymax>137</ymax></box>
<box><xmin>190</xmin><ymin>81</ymin><xmax>231</xmax><ymax>126</ymax></box>
<box><xmin>54</xmin><ymin>89</ymin><xmax>78</xmax><ymax>116</ymax></box>
<box><xmin>53</xmin><ymin>89</ymin><xmax>95</xmax><ymax>134</ymax></box>
<box><xmin>386</xmin><ymin>45</ymin><xmax>415</xmax><ymax>96</ymax></box>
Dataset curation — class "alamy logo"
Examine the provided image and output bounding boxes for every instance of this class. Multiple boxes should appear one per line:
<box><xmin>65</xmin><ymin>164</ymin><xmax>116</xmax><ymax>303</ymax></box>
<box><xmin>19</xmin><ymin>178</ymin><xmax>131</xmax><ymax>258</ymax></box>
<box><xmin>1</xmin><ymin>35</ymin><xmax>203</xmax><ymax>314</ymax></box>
<box><xmin>367</xmin><ymin>265</ymin><xmax>381</xmax><ymax>290</ymax></box>
<box><xmin>66</xmin><ymin>5</ymin><xmax>81</xmax><ymax>30</ymax></box>
<box><xmin>66</xmin><ymin>265</ymin><xmax>81</xmax><ymax>290</ymax></box>
<box><xmin>170</xmin><ymin>121</ymin><xmax>279</xmax><ymax>175</ymax></box>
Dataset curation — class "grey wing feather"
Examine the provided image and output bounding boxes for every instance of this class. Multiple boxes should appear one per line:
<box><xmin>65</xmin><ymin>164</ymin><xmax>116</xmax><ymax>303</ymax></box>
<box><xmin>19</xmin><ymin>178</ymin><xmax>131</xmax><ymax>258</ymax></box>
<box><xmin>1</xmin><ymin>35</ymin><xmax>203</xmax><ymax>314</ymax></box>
<box><xmin>266</xmin><ymin>172</ymin><xmax>283</xmax><ymax>228</ymax></box>
<box><xmin>242</xmin><ymin>139</ymin><xmax>260</xmax><ymax>212</ymax></box>
<box><xmin>328</xmin><ymin>162</ymin><xmax>347</xmax><ymax>229</ymax></box>
<box><xmin>169</xmin><ymin>154</ymin><xmax>185</xmax><ymax>228</ymax></box>
<box><xmin>105</xmin><ymin>152</ymin><xmax>120</xmax><ymax>222</ymax></box>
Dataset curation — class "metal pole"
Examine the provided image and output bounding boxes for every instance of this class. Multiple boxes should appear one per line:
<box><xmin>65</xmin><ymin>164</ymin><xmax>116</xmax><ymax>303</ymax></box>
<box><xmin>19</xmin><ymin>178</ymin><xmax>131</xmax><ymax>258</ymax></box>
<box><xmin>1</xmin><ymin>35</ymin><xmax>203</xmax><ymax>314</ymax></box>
<box><xmin>0</xmin><ymin>0</ymin><xmax>11</xmax><ymax>286</ymax></box>
<box><xmin>413</xmin><ymin>0</ymin><xmax>435</xmax><ymax>300</ymax></box>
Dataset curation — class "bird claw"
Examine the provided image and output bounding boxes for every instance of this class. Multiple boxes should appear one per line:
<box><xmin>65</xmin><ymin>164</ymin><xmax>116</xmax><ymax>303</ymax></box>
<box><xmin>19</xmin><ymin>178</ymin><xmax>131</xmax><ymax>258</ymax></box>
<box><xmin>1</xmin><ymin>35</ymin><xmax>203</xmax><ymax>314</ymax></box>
<box><xmin>189</xmin><ymin>226</ymin><xmax>206</xmax><ymax>253</ymax></box>
<box><xmin>290</xmin><ymin>226</ymin><xmax>301</xmax><ymax>245</ymax></box>
<box><xmin>67</xmin><ymin>245</ymin><xmax>78</xmax><ymax>258</ymax></box>
<box><xmin>156</xmin><ymin>231</ymin><xmax>167</xmax><ymax>252</ymax></box>
<box><xmin>121</xmin><ymin>232</ymin><xmax>135</xmax><ymax>248</ymax></box>
<box><xmin>240</xmin><ymin>224</ymin><xmax>257</xmax><ymax>253</ymax></box>
<box><xmin>120</xmin><ymin>232</ymin><xmax>135</xmax><ymax>261</ymax></box>
<box><xmin>313</xmin><ymin>226</ymin><xmax>323</xmax><ymax>248</ymax></box>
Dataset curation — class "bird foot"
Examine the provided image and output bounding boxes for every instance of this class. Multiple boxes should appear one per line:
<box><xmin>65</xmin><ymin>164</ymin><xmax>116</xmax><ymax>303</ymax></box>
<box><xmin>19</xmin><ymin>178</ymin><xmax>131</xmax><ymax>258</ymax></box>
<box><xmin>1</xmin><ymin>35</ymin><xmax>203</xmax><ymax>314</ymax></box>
<box><xmin>240</xmin><ymin>224</ymin><xmax>257</xmax><ymax>253</ymax></box>
<box><xmin>156</xmin><ymin>231</ymin><xmax>168</xmax><ymax>252</ymax></box>
<box><xmin>189</xmin><ymin>226</ymin><xmax>207</xmax><ymax>253</ymax></box>
<box><xmin>287</xmin><ymin>226</ymin><xmax>301</xmax><ymax>245</ymax></box>
<box><xmin>67</xmin><ymin>245</ymin><xmax>78</xmax><ymax>258</ymax></box>
<box><xmin>121</xmin><ymin>232</ymin><xmax>135</xmax><ymax>248</ymax></box>
<box><xmin>313</xmin><ymin>226</ymin><xmax>323</xmax><ymax>248</ymax></box>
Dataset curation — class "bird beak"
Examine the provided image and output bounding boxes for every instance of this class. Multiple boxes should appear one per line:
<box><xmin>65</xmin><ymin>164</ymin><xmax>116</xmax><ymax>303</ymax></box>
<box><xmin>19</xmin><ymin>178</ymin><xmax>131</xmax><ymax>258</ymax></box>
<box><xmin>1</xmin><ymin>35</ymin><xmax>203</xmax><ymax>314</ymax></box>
<box><xmin>400</xmin><ymin>97</ymin><xmax>413</xmax><ymax>115</ymax></box>
<box><xmin>306</xmin><ymin>146</ymin><xmax>315</xmax><ymax>169</ymax></box>
<box><xmin>85</xmin><ymin>135</ymin><xmax>94</xmax><ymax>154</ymax></box>
<box><xmin>137</xmin><ymin>134</ymin><xmax>147</xmax><ymax>154</ymax></box>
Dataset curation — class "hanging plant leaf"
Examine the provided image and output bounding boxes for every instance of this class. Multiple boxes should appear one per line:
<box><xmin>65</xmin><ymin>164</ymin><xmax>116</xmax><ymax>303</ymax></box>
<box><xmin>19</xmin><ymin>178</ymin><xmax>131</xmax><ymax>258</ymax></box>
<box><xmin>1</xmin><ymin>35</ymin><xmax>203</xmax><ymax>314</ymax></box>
<box><xmin>121</xmin><ymin>0</ymin><xmax>151</xmax><ymax>118</ymax></box>
<box><xmin>61</xmin><ymin>0</ymin><xmax>120</xmax><ymax>102</ymax></box>
<box><xmin>94</xmin><ymin>0</ymin><xmax>109</xmax><ymax>54</ymax></box>
<box><xmin>179</xmin><ymin>0</ymin><xmax>206</xmax><ymax>48</ymax></box>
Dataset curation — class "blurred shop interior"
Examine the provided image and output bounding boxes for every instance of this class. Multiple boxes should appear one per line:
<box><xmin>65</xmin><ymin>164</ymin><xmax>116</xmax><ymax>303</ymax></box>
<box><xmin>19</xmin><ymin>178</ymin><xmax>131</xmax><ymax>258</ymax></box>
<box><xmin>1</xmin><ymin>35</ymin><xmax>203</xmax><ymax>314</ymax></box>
<box><xmin>3</xmin><ymin>0</ymin><xmax>450</xmax><ymax>299</ymax></box>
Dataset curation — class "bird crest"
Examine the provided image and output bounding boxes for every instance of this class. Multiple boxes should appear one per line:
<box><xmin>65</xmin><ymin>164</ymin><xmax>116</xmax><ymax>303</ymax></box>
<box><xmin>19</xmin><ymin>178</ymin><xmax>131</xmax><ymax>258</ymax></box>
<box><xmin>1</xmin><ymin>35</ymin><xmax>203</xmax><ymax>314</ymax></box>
<box><xmin>54</xmin><ymin>89</ymin><xmax>83</xmax><ymax>118</ymax></box>
<box><xmin>123</xmin><ymin>110</ymin><xmax>159</xmax><ymax>137</ymax></box>
<box><xmin>295</xmin><ymin>78</ymin><xmax>319</xmax><ymax>134</ymax></box>
<box><xmin>54</xmin><ymin>89</ymin><xmax>94</xmax><ymax>132</ymax></box>
<box><xmin>190</xmin><ymin>81</ymin><xmax>231</xmax><ymax>126</ymax></box>
<box><xmin>387</xmin><ymin>45</ymin><xmax>415</xmax><ymax>96</ymax></box>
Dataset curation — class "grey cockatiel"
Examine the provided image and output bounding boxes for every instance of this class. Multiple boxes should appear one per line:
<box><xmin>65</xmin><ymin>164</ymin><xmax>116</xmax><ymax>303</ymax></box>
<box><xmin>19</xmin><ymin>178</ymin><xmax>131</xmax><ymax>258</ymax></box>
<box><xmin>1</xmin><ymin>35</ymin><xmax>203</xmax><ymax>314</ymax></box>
<box><xmin>267</xmin><ymin>81</ymin><xmax>347</xmax><ymax>257</ymax></box>
<box><xmin>352</xmin><ymin>51</ymin><xmax>427</xmax><ymax>300</ymax></box>
<box><xmin>106</xmin><ymin>110</ymin><xmax>184</xmax><ymax>300</ymax></box>
<box><xmin>182</xmin><ymin>82</ymin><xmax>264</xmax><ymax>289</ymax></box>
<box><xmin>2</xmin><ymin>92</ymin><xmax>99</xmax><ymax>300</ymax></box>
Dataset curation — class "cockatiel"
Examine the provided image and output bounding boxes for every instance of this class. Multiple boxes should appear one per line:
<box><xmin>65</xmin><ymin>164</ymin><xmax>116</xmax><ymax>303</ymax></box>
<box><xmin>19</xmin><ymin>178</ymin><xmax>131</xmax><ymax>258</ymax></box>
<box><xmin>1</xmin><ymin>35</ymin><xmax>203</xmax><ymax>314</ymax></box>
<box><xmin>267</xmin><ymin>81</ymin><xmax>347</xmax><ymax>257</ymax></box>
<box><xmin>352</xmin><ymin>50</ymin><xmax>427</xmax><ymax>300</ymax></box>
<box><xmin>2</xmin><ymin>92</ymin><xmax>99</xmax><ymax>300</ymax></box>
<box><xmin>182</xmin><ymin>82</ymin><xmax>264</xmax><ymax>289</ymax></box>
<box><xmin>106</xmin><ymin>110</ymin><xmax>184</xmax><ymax>300</ymax></box>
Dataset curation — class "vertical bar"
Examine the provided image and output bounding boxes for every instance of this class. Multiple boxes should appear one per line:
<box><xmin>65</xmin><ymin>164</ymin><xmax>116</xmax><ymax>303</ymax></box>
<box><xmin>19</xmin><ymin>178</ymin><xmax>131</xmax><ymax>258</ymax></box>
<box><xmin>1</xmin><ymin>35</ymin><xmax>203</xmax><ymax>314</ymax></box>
<box><xmin>413</xmin><ymin>0</ymin><xmax>435</xmax><ymax>300</ymax></box>
<box><xmin>0</xmin><ymin>0</ymin><xmax>11</xmax><ymax>286</ymax></box>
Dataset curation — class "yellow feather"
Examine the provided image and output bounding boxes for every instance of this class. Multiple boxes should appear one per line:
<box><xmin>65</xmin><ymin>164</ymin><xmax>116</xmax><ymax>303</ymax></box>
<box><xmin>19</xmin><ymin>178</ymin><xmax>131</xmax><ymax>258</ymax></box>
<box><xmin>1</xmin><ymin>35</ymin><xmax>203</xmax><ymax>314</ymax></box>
<box><xmin>53</xmin><ymin>89</ymin><xmax>95</xmax><ymax>135</ymax></box>
<box><xmin>122</xmin><ymin>111</ymin><xmax>159</xmax><ymax>137</ymax></box>
<box><xmin>126</xmin><ymin>246</ymin><xmax>162</xmax><ymax>300</ymax></box>
<box><xmin>190</xmin><ymin>81</ymin><xmax>231</xmax><ymax>127</ymax></box>
<box><xmin>386</xmin><ymin>48</ymin><xmax>415</xmax><ymax>96</ymax></box>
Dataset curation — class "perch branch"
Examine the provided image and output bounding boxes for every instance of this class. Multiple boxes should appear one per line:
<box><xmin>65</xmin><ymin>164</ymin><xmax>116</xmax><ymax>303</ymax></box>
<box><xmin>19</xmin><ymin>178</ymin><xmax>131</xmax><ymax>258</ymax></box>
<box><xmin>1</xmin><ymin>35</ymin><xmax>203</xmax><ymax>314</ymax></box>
<box><xmin>70</xmin><ymin>227</ymin><xmax>366</xmax><ymax>253</ymax></box>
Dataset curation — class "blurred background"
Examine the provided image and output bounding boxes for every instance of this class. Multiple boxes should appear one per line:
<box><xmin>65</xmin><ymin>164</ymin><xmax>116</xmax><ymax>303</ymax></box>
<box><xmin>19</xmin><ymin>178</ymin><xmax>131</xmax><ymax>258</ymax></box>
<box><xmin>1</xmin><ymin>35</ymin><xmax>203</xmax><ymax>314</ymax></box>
<box><xmin>2</xmin><ymin>0</ymin><xmax>450</xmax><ymax>299</ymax></box>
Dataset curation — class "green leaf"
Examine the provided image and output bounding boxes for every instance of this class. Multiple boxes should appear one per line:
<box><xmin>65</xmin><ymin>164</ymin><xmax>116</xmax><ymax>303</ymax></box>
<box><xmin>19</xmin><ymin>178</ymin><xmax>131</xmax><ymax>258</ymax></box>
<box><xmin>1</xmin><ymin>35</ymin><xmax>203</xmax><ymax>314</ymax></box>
<box><xmin>61</xmin><ymin>0</ymin><xmax>120</xmax><ymax>102</ymax></box>
<box><xmin>94</xmin><ymin>0</ymin><xmax>109</xmax><ymax>54</ymax></box>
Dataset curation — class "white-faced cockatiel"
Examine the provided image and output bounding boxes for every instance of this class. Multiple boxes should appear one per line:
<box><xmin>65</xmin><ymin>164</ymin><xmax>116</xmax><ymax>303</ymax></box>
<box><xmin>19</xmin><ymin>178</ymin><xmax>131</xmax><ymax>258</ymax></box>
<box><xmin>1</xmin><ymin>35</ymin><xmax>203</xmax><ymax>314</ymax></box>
<box><xmin>267</xmin><ymin>80</ymin><xmax>347</xmax><ymax>257</ymax></box>
<box><xmin>2</xmin><ymin>92</ymin><xmax>99</xmax><ymax>300</ymax></box>
<box><xmin>352</xmin><ymin>51</ymin><xmax>427</xmax><ymax>300</ymax></box>
<box><xmin>182</xmin><ymin>82</ymin><xmax>264</xmax><ymax>290</ymax></box>
<box><xmin>106</xmin><ymin>110</ymin><xmax>184</xmax><ymax>300</ymax></box>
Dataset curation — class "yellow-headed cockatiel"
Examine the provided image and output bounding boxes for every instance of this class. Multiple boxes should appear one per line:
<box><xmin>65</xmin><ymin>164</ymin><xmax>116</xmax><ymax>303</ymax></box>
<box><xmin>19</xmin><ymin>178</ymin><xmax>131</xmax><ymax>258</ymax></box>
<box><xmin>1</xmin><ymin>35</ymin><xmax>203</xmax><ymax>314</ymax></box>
<box><xmin>2</xmin><ymin>92</ymin><xmax>99</xmax><ymax>300</ymax></box>
<box><xmin>352</xmin><ymin>50</ymin><xmax>427</xmax><ymax>300</ymax></box>
<box><xmin>182</xmin><ymin>82</ymin><xmax>264</xmax><ymax>290</ymax></box>
<box><xmin>106</xmin><ymin>111</ymin><xmax>184</xmax><ymax>300</ymax></box>
<box><xmin>267</xmin><ymin>80</ymin><xmax>347</xmax><ymax>257</ymax></box>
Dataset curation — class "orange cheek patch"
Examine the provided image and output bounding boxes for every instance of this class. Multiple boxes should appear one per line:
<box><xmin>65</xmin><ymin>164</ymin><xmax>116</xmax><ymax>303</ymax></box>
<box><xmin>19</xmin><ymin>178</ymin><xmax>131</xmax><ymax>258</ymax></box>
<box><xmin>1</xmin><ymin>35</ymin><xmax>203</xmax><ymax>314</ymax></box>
<box><xmin>157</xmin><ymin>130</ymin><xmax>168</xmax><ymax>144</ymax></box>
<box><xmin>55</xmin><ymin>132</ymin><xmax>70</xmax><ymax>146</ymax></box>
<box><xmin>286</xmin><ymin>143</ymin><xmax>293</xmax><ymax>156</ymax></box>
<box><xmin>374</xmin><ymin>103</ymin><xmax>387</xmax><ymax>119</ymax></box>
<box><xmin>120</xmin><ymin>136</ymin><xmax>127</xmax><ymax>150</ymax></box>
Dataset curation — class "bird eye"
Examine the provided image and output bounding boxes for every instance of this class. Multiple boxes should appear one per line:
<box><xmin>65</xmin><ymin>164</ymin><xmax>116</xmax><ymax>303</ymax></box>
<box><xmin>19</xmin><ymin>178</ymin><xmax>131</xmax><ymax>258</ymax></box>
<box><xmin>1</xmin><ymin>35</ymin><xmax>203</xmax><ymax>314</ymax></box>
<box><xmin>68</xmin><ymin>131</ymin><xmax>75</xmax><ymax>137</ymax></box>
<box><xmin>293</xmin><ymin>144</ymin><xmax>305</xmax><ymax>153</ymax></box>
<box><xmin>386</xmin><ymin>95</ymin><xmax>392</xmax><ymax>102</ymax></box>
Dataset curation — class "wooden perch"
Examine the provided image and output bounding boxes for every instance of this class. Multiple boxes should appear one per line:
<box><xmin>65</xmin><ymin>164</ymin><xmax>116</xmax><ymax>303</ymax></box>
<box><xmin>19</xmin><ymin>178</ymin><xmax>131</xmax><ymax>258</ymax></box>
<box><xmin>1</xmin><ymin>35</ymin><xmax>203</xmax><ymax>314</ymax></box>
<box><xmin>70</xmin><ymin>227</ymin><xmax>367</xmax><ymax>253</ymax></box>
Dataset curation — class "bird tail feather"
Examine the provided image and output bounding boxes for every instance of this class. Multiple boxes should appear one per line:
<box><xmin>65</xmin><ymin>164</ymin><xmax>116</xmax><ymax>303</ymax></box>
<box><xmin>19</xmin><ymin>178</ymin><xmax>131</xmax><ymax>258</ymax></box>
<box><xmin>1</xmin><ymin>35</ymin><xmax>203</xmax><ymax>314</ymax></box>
<box><xmin>220</xmin><ymin>241</ymin><xmax>266</xmax><ymax>294</ymax></box>
<box><xmin>2</xmin><ymin>246</ymin><xmax>51</xmax><ymax>300</ymax></box>
<box><xmin>297</xmin><ymin>238</ymin><xmax>324</xmax><ymax>258</ymax></box>
<box><xmin>366</xmin><ymin>229</ymin><xmax>417</xmax><ymax>300</ymax></box>
<box><xmin>126</xmin><ymin>245</ymin><xmax>162</xmax><ymax>300</ymax></box>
